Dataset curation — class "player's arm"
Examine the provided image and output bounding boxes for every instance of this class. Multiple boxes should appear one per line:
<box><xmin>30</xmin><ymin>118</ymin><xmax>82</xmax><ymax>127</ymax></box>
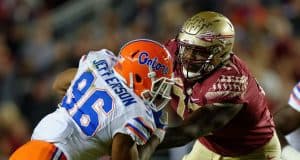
<box><xmin>52</xmin><ymin>68</ymin><xmax>77</xmax><ymax>97</ymax></box>
<box><xmin>274</xmin><ymin>104</ymin><xmax>300</xmax><ymax>160</ymax></box>
<box><xmin>118</xmin><ymin>112</ymin><xmax>165</xmax><ymax>160</ymax></box>
<box><xmin>274</xmin><ymin>105</ymin><xmax>300</xmax><ymax>147</ymax></box>
<box><xmin>112</xmin><ymin>132</ymin><xmax>161</xmax><ymax>160</ymax></box>
<box><xmin>158</xmin><ymin>103</ymin><xmax>243</xmax><ymax>149</ymax></box>
<box><xmin>274</xmin><ymin>104</ymin><xmax>300</xmax><ymax>136</ymax></box>
<box><xmin>137</xmin><ymin>135</ymin><xmax>161</xmax><ymax>160</ymax></box>
<box><xmin>137</xmin><ymin>109</ymin><xmax>167</xmax><ymax>160</ymax></box>
<box><xmin>112</xmin><ymin>133</ymin><xmax>139</xmax><ymax>160</ymax></box>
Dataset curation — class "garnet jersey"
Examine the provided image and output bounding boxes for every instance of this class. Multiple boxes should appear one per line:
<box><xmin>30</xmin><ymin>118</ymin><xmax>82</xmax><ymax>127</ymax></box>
<box><xmin>165</xmin><ymin>39</ymin><xmax>274</xmax><ymax>156</ymax></box>
<box><xmin>32</xmin><ymin>49</ymin><xmax>156</xmax><ymax>160</ymax></box>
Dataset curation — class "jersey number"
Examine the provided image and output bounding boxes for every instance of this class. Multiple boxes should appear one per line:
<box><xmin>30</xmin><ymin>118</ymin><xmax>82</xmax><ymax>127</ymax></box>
<box><xmin>61</xmin><ymin>71</ymin><xmax>113</xmax><ymax>136</ymax></box>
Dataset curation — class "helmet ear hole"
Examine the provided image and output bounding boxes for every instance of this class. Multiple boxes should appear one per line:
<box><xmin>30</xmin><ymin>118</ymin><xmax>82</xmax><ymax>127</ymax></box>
<box><xmin>135</xmin><ymin>74</ymin><xmax>142</xmax><ymax>83</ymax></box>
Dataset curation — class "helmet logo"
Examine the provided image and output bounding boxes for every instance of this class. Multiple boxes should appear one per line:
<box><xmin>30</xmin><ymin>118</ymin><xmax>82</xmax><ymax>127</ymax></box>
<box><xmin>196</xmin><ymin>32</ymin><xmax>233</xmax><ymax>42</ymax></box>
<box><xmin>183</xmin><ymin>17</ymin><xmax>212</xmax><ymax>34</ymax></box>
<box><xmin>138</xmin><ymin>52</ymin><xmax>169</xmax><ymax>75</ymax></box>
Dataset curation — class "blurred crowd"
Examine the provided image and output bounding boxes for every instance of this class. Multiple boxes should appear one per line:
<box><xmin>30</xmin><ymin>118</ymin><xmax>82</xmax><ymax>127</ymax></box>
<box><xmin>0</xmin><ymin>0</ymin><xmax>300</xmax><ymax>159</ymax></box>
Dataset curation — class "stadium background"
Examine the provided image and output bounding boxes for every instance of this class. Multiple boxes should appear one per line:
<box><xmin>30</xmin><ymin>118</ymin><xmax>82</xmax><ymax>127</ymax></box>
<box><xmin>0</xmin><ymin>0</ymin><xmax>299</xmax><ymax>159</ymax></box>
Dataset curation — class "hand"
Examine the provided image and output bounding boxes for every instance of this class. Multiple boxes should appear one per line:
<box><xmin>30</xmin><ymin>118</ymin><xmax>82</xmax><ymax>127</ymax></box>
<box><xmin>152</xmin><ymin>109</ymin><xmax>168</xmax><ymax>142</ymax></box>
<box><xmin>152</xmin><ymin>109</ymin><xmax>168</xmax><ymax>129</ymax></box>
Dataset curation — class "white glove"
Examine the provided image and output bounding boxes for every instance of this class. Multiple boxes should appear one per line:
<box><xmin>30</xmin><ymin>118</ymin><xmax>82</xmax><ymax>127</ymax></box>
<box><xmin>282</xmin><ymin>145</ymin><xmax>300</xmax><ymax>160</ymax></box>
<box><xmin>152</xmin><ymin>109</ymin><xmax>168</xmax><ymax>142</ymax></box>
<box><xmin>153</xmin><ymin>128</ymin><xmax>166</xmax><ymax>143</ymax></box>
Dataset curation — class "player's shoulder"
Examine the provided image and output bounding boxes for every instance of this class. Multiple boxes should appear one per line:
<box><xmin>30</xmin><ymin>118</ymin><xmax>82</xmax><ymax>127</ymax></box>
<box><xmin>207</xmin><ymin>54</ymin><xmax>250</xmax><ymax>84</ymax></box>
<box><xmin>80</xmin><ymin>49</ymin><xmax>117</xmax><ymax>64</ymax></box>
<box><xmin>194</xmin><ymin>56</ymin><xmax>249</xmax><ymax>102</ymax></box>
<box><xmin>205</xmin><ymin>60</ymin><xmax>248</xmax><ymax>87</ymax></box>
<box><xmin>88</xmin><ymin>49</ymin><xmax>115</xmax><ymax>57</ymax></box>
<box><xmin>163</xmin><ymin>38</ymin><xmax>177</xmax><ymax>46</ymax></box>
<box><xmin>204</xmin><ymin>72</ymin><xmax>248</xmax><ymax>98</ymax></box>
<box><xmin>163</xmin><ymin>39</ymin><xmax>178</xmax><ymax>57</ymax></box>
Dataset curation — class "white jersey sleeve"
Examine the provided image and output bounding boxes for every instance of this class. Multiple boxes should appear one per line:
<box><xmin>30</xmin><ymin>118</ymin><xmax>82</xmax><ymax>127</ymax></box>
<box><xmin>114</xmin><ymin>115</ymin><xmax>155</xmax><ymax>145</ymax></box>
<box><xmin>79</xmin><ymin>49</ymin><xmax>117</xmax><ymax>68</ymax></box>
<box><xmin>288</xmin><ymin>82</ymin><xmax>300</xmax><ymax>112</ymax></box>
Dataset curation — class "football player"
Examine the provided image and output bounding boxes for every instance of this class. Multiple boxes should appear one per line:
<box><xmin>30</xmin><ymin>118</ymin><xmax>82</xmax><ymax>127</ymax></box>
<box><xmin>158</xmin><ymin>11</ymin><xmax>281</xmax><ymax>159</ymax></box>
<box><xmin>274</xmin><ymin>81</ymin><xmax>300</xmax><ymax>160</ymax></box>
<box><xmin>9</xmin><ymin>39</ymin><xmax>174</xmax><ymax>160</ymax></box>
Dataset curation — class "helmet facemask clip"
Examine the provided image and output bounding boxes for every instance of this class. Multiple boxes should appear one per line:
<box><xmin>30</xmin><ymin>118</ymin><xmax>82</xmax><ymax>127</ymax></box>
<box><xmin>141</xmin><ymin>66</ymin><xmax>174</xmax><ymax>111</ymax></box>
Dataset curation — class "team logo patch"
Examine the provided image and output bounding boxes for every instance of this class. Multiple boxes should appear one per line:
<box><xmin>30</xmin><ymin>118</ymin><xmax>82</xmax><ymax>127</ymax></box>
<box><xmin>196</xmin><ymin>32</ymin><xmax>233</xmax><ymax>42</ymax></box>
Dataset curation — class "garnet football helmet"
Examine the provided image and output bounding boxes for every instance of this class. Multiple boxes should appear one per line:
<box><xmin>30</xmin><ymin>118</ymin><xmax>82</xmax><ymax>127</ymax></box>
<box><xmin>177</xmin><ymin>11</ymin><xmax>235</xmax><ymax>80</ymax></box>
<box><xmin>113</xmin><ymin>39</ymin><xmax>174</xmax><ymax>111</ymax></box>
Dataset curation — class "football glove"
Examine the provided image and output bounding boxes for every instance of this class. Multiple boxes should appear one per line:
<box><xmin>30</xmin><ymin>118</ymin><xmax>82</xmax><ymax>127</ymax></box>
<box><xmin>152</xmin><ymin>109</ymin><xmax>168</xmax><ymax>142</ymax></box>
